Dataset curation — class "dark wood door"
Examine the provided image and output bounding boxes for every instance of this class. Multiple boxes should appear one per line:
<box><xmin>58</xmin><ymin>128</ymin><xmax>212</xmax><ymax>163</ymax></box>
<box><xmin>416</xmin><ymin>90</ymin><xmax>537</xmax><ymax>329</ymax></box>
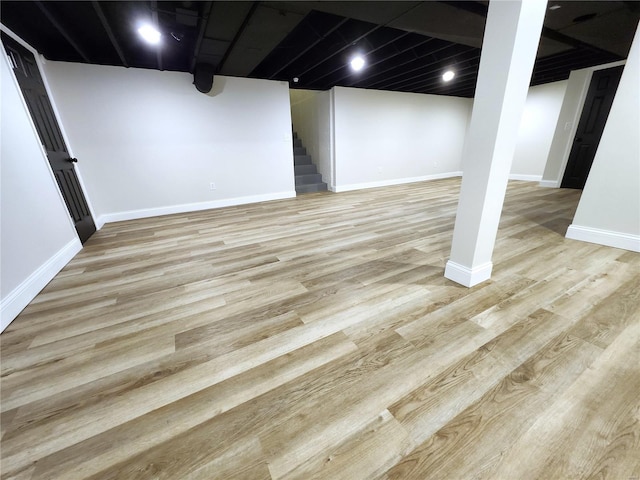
<box><xmin>561</xmin><ymin>65</ymin><xmax>623</xmax><ymax>189</ymax></box>
<box><xmin>2</xmin><ymin>33</ymin><xmax>96</xmax><ymax>244</ymax></box>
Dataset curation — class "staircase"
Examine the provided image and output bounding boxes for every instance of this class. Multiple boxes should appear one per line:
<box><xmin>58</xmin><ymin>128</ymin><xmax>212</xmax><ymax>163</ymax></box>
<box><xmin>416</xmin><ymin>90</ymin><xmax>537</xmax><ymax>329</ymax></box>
<box><xmin>293</xmin><ymin>132</ymin><xmax>328</xmax><ymax>194</ymax></box>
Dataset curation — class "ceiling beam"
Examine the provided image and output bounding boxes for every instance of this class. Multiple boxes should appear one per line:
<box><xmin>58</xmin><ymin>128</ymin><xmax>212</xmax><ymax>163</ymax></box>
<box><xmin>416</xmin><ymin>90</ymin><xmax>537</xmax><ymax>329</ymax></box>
<box><xmin>35</xmin><ymin>1</ymin><xmax>91</xmax><ymax>63</ymax></box>
<box><xmin>151</xmin><ymin>0</ymin><xmax>163</xmax><ymax>70</ymax></box>
<box><xmin>190</xmin><ymin>1</ymin><xmax>213</xmax><ymax>72</ymax></box>
<box><xmin>438</xmin><ymin>0</ymin><xmax>488</xmax><ymax>17</ymax></box>
<box><xmin>92</xmin><ymin>1</ymin><xmax>128</xmax><ymax>67</ymax></box>
<box><xmin>217</xmin><ymin>1</ymin><xmax>260</xmax><ymax>74</ymax></box>
<box><xmin>540</xmin><ymin>26</ymin><xmax>622</xmax><ymax>58</ymax></box>
<box><xmin>439</xmin><ymin>0</ymin><xmax>620</xmax><ymax>58</ymax></box>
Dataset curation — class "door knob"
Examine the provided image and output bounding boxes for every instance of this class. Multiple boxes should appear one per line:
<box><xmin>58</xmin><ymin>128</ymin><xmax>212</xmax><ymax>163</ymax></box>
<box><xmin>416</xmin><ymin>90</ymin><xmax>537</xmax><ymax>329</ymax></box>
<box><xmin>67</xmin><ymin>157</ymin><xmax>78</xmax><ymax>163</ymax></box>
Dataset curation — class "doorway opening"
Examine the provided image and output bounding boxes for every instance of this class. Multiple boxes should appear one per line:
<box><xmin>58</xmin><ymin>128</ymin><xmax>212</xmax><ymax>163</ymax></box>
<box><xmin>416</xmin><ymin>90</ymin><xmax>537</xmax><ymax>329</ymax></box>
<box><xmin>561</xmin><ymin>65</ymin><xmax>624</xmax><ymax>189</ymax></box>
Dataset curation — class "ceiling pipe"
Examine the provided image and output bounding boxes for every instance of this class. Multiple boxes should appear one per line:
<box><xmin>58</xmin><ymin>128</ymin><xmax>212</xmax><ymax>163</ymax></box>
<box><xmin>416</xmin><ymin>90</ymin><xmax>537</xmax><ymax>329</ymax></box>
<box><xmin>35</xmin><ymin>1</ymin><xmax>91</xmax><ymax>63</ymax></box>
<box><xmin>217</xmin><ymin>1</ymin><xmax>259</xmax><ymax>74</ymax></box>
<box><xmin>189</xmin><ymin>1</ymin><xmax>213</xmax><ymax>73</ymax></box>
<box><xmin>92</xmin><ymin>1</ymin><xmax>129</xmax><ymax>67</ymax></box>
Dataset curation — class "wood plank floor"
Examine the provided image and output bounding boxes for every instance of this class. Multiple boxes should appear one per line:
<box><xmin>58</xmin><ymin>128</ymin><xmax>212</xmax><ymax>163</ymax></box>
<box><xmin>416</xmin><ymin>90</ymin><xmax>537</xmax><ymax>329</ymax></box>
<box><xmin>1</xmin><ymin>178</ymin><xmax>639</xmax><ymax>480</ymax></box>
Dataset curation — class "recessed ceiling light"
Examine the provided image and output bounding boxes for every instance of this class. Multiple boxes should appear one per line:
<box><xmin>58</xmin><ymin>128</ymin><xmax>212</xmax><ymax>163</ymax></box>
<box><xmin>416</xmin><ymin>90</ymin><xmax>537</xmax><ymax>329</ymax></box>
<box><xmin>549</xmin><ymin>5</ymin><xmax>562</xmax><ymax>10</ymax></box>
<box><xmin>442</xmin><ymin>70</ymin><xmax>455</xmax><ymax>82</ymax></box>
<box><xmin>138</xmin><ymin>24</ymin><xmax>161</xmax><ymax>45</ymax></box>
<box><xmin>350</xmin><ymin>55</ymin><xmax>365</xmax><ymax>72</ymax></box>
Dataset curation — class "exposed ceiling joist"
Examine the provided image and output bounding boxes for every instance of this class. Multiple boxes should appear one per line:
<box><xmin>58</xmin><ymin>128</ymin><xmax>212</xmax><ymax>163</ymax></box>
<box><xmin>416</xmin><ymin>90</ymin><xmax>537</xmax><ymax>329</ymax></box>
<box><xmin>190</xmin><ymin>0</ymin><xmax>213</xmax><ymax>72</ymax></box>
<box><xmin>217</xmin><ymin>1</ymin><xmax>259</xmax><ymax>73</ymax></box>
<box><xmin>34</xmin><ymin>0</ymin><xmax>91</xmax><ymax>63</ymax></box>
<box><xmin>309</xmin><ymin>30</ymin><xmax>413</xmax><ymax>87</ymax></box>
<box><xmin>1</xmin><ymin>1</ymin><xmax>634</xmax><ymax>98</ymax></box>
<box><xmin>150</xmin><ymin>0</ymin><xmax>163</xmax><ymax>70</ymax></box>
<box><xmin>92</xmin><ymin>1</ymin><xmax>128</xmax><ymax>67</ymax></box>
<box><xmin>269</xmin><ymin>17</ymin><xmax>350</xmax><ymax>80</ymax></box>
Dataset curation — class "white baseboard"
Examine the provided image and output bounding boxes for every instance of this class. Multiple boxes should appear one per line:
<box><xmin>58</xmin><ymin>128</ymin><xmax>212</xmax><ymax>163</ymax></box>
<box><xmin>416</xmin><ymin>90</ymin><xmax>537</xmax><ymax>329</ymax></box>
<box><xmin>566</xmin><ymin>225</ymin><xmax>640</xmax><ymax>252</ymax></box>
<box><xmin>539</xmin><ymin>180</ymin><xmax>559</xmax><ymax>188</ymax></box>
<box><xmin>98</xmin><ymin>191</ymin><xmax>297</xmax><ymax>225</ymax></box>
<box><xmin>333</xmin><ymin>171</ymin><xmax>463</xmax><ymax>193</ymax></box>
<box><xmin>1</xmin><ymin>238</ymin><xmax>82</xmax><ymax>333</ymax></box>
<box><xmin>444</xmin><ymin>260</ymin><xmax>493</xmax><ymax>287</ymax></box>
<box><xmin>509</xmin><ymin>174</ymin><xmax>542</xmax><ymax>182</ymax></box>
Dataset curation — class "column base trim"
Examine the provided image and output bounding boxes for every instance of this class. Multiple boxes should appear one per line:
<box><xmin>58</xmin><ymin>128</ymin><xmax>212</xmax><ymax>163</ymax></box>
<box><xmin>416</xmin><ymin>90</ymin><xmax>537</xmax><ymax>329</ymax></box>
<box><xmin>539</xmin><ymin>180</ymin><xmax>559</xmax><ymax>188</ymax></box>
<box><xmin>444</xmin><ymin>260</ymin><xmax>493</xmax><ymax>287</ymax></box>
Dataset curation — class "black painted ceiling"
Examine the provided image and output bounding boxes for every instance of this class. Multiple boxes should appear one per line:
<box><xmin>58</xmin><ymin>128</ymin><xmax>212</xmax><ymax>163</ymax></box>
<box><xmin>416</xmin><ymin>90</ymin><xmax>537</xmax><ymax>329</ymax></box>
<box><xmin>1</xmin><ymin>1</ymin><xmax>638</xmax><ymax>97</ymax></box>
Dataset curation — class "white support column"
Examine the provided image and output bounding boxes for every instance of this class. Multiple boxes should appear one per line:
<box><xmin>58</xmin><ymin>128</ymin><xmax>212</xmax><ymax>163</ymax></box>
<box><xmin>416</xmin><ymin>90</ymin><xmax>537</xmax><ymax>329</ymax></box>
<box><xmin>444</xmin><ymin>0</ymin><xmax>547</xmax><ymax>287</ymax></box>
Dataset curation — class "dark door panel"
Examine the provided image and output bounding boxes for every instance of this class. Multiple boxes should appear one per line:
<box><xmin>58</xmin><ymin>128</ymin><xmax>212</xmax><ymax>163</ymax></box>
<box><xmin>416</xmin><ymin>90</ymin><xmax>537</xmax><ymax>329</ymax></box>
<box><xmin>2</xmin><ymin>33</ymin><xmax>96</xmax><ymax>243</ymax></box>
<box><xmin>561</xmin><ymin>65</ymin><xmax>623</xmax><ymax>189</ymax></box>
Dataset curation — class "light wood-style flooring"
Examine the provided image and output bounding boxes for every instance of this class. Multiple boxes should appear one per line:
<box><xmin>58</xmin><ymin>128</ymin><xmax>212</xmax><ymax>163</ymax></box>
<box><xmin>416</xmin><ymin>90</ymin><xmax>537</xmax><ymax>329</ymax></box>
<box><xmin>1</xmin><ymin>178</ymin><xmax>639</xmax><ymax>479</ymax></box>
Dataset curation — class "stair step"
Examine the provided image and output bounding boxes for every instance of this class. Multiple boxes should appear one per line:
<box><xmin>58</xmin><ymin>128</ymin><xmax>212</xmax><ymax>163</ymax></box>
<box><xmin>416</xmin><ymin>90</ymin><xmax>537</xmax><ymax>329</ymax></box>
<box><xmin>291</xmin><ymin>129</ymin><xmax>326</xmax><ymax>194</ymax></box>
<box><xmin>294</xmin><ymin>154</ymin><xmax>312</xmax><ymax>165</ymax></box>
<box><xmin>296</xmin><ymin>182</ymin><xmax>328</xmax><ymax>194</ymax></box>
<box><xmin>295</xmin><ymin>173</ymin><xmax>323</xmax><ymax>185</ymax></box>
<box><xmin>295</xmin><ymin>164</ymin><xmax>317</xmax><ymax>175</ymax></box>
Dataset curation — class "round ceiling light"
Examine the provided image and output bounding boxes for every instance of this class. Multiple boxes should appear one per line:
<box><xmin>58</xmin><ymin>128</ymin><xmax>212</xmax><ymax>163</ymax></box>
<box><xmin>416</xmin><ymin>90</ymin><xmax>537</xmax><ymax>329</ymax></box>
<box><xmin>138</xmin><ymin>24</ymin><xmax>161</xmax><ymax>45</ymax></box>
<box><xmin>350</xmin><ymin>55</ymin><xmax>366</xmax><ymax>72</ymax></box>
<box><xmin>442</xmin><ymin>70</ymin><xmax>455</xmax><ymax>82</ymax></box>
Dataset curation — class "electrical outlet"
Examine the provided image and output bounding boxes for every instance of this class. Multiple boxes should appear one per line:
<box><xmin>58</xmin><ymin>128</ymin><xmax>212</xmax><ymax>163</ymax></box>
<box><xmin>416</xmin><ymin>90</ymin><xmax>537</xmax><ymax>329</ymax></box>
<box><xmin>210</xmin><ymin>182</ymin><xmax>216</xmax><ymax>190</ymax></box>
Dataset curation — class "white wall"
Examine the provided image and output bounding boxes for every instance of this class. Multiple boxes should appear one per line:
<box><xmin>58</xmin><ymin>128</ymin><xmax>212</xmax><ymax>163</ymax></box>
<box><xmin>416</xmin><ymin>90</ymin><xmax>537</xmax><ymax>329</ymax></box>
<box><xmin>566</xmin><ymin>24</ymin><xmax>640</xmax><ymax>252</ymax></box>
<box><xmin>290</xmin><ymin>83</ymin><xmax>568</xmax><ymax>191</ymax></box>
<box><xmin>289</xmin><ymin>89</ymin><xmax>334</xmax><ymax>187</ymax></box>
<box><xmin>43</xmin><ymin>62</ymin><xmax>296</xmax><ymax>224</ymax></box>
<box><xmin>511</xmin><ymin>80</ymin><xmax>567</xmax><ymax>180</ymax></box>
<box><xmin>1</xmin><ymin>50</ymin><xmax>81</xmax><ymax>332</ymax></box>
<box><xmin>332</xmin><ymin>86</ymin><xmax>471</xmax><ymax>191</ymax></box>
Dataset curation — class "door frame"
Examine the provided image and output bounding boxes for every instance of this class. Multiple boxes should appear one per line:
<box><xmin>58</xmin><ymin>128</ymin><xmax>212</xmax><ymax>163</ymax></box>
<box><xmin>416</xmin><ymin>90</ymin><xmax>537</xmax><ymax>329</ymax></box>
<box><xmin>0</xmin><ymin>24</ymin><xmax>101</xmax><ymax>231</ymax></box>
<box><xmin>544</xmin><ymin>59</ymin><xmax>626</xmax><ymax>189</ymax></box>
<box><xmin>560</xmin><ymin>64</ymin><xmax>624</xmax><ymax>189</ymax></box>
